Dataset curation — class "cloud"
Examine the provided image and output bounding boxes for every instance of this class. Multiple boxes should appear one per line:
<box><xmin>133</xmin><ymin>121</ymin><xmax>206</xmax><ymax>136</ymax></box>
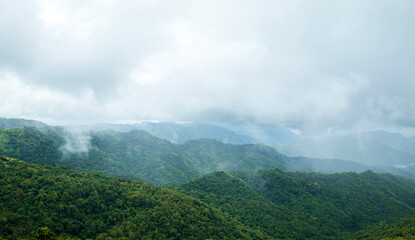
<box><xmin>59</xmin><ymin>130</ymin><xmax>92</xmax><ymax>156</ymax></box>
<box><xmin>1</xmin><ymin>0</ymin><xmax>415</xmax><ymax>135</ymax></box>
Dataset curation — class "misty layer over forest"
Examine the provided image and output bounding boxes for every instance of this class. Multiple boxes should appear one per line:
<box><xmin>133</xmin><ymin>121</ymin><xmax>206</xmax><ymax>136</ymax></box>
<box><xmin>1</xmin><ymin>117</ymin><xmax>415</xmax><ymax>239</ymax></box>
<box><xmin>1</xmin><ymin>0</ymin><xmax>415</xmax><ymax>239</ymax></box>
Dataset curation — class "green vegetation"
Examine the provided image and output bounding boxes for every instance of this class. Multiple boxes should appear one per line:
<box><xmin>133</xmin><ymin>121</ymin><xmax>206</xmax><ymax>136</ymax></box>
<box><xmin>134</xmin><ymin>122</ymin><xmax>256</xmax><ymax>144</ymax></box>
<box><xmin>353</xmin><ymin>215</ymin><xmax>415</xmax><ymax>240</ymax></box>
<box><xmin>72</xmin><ymin>122</ymin><xmax>256</xmax><ymax>144</ymax></box>
<box><xmin>0</xmin><ymin>127</ymin><xmax>289</xmax><ymax>185</ymax></box>
<box><xmin>353</xmin><ymin>214</ymin><xmax>415</xmax><ymax>239</ymax></box>
<box><xmin>0</xmin><ymin>118</ymin><xmax>48</xmax><ymax>129</ymax></box>
<box><xmin>0</xmin><ymin>155</ymin><xmax>265</xmax><ymax>240</ymax></box>
<box><xmin>0</xmin><ymin>127</ymin><xmax>63</xmax><ymax>165</ymax></box>
<box><xmin>177</xmin><ymin>170</ymin><xmax>415</xmax><ymax>239</ymax></box>
<box><xmin>3</xmin><ymin>119</ymin><xmax>415</xmax><ymax>239</ymax></box>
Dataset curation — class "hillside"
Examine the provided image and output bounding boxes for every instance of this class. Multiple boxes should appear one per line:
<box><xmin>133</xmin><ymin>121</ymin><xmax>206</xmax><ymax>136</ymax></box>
<box><xmin>177</xmin><ymin>170</ymin><xmax>415</xmax><ymax>239</ymax></box>
<box><xmin>0</xmin><ymin>118</ymin><xmax>48</xmax><ymax>129</ymax></box>
<box><xmin>68</xmin><ymin>122</ymin><xmax>256</xmax><ymax>144</ymax></box>
<box><xmin>0</xmin><ymin>127</ymin><xmax>290</xmax><ymax>185</ymax></box>
<box><xmin>353</xmin><ymin>214</ymin><xmax>415</xmax><ymax>239</ymax></box>
<box><xmin>0</xmin><ymin>155</ymin><xmax>265</xmax><ymax>240</ymax></box>
<box><xmin>1</xmin><ymin>125</ymin><xmax>414</xmax><ymax>186</ymax></box>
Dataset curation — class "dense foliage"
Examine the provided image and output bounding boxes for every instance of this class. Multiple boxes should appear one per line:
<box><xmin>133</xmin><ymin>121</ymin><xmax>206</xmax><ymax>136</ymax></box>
<box><xmin>133</xmin><ymin>122</ymin><xmax>257</xmax><ymax>144</ymax></box>
<box><xmin>177</xmin><ymin>170</ymin><xmax>415</xmax><ymax>239</ymax></box>
<box><xmin>0</xmin><ymin>156</ymin><xmax>265</xmax><ymax>240</ymax></box>
<box><xmin>67</xmin><ymin>122</ymin><xmax>256</xmax><ymax>144</ymax></box>
<box><xmin>0</xmin><ymin>127</ymin><xmax>63</xmax><ymax>165</ymax></box>
<box><xmin>353</xmin><ymin>214</ymin><xmax>415</xmax><ymax>239</ymax></box>
<box><xmin>0</xmin><ymin>127</ymin><xmax>290</xmax><ymax>185</ymax></box>
<box><xmin>0</xmin><ymin>118</ymin><xmax>48</xmax><ymax>129</ymax></box>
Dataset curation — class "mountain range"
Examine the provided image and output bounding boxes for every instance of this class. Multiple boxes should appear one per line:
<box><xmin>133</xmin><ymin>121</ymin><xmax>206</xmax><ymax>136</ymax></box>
<box><xmin>1</xmin><ymin>117</ymin><xmax>415</xmax><ymax>239</ymax></box>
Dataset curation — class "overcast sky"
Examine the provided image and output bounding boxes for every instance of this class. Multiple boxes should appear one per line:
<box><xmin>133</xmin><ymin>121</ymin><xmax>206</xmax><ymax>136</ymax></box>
<box><xmin>1</xmin><ymin>0</ymin><xmax>415</xmax><ymax>135</ymax></box>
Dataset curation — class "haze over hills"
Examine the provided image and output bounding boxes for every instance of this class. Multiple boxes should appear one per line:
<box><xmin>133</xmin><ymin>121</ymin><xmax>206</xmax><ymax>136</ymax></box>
<box><xmin>66</xmin><ymin>120</ymin><xmax>415</xmax><ymax>174</ymax></box>
<box><xmin>2</xmin><ymin>1</ymin><xmax>415</xmax><ymax>239</ymax></box>
<box><xmin>1</xmin><ymin>117</ymin><xmax>415</xmax><ymax>184</ymax></box>
<box><xmin>276</xmin><ymin>131</ymin><xmax>415</xmax><ymax>168</ymax></box>
<box><xmin>2</xmin><ymin>118</ymin><xmax>415</xmax><ymax>239</ymax></box>
<box><xmin>66</xmin><ymin>121</ymin><xmax>257</xmax><ymax>144</ymax></box>
<box><xmin>0</xmin><ymin>117</ymin><xmax>48</xmax><ymax>129</ymax></box>
<box><xmin>0</xmin><ymin>125</ymin><xmax>290</xmax><ymax>185</ymax></box>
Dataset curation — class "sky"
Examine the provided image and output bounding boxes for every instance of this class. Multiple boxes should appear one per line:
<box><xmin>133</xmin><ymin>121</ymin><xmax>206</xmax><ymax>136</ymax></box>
<box><xmin>1</xmin><ymin>0</ymin><xmax>415</xmax><ymax>136</ymax></box>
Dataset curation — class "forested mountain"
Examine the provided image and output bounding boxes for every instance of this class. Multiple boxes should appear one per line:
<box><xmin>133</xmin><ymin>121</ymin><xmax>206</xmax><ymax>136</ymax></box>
<box><xmin>177</xmin><ymin>170</ymin><xmax>415</xmax><ymax>239</ymax></box>
<box><xmin>1</xmin><ymin>126</ymin><xmax>415</xmax><ymax>186</ymax></box>
<box><xmin>68</xmin><ymin>122</ymin><xmax>256</xmax><ymax>144</ymax></box>
<box><xmin>3</xmin><ymin>155</ymin><xmax>415</xmax><ymax>239</ymax></box>
<box><xmin>2</xmin><ymin>120</ymin><xmax>415</xmax><ymax>239</ymax></box>
<box><xmin>3</xmin><ymin>117</ymin><xmax>415</xmax><ymax>180</ymax></box>
<box><xmin>0</xmin><ymin>118</ymin><xmax>48</xmax><ymax>129</ymax></box>
<box><xmin>0</xmin><ymin>127</ymin><xmax>290</xmax><ymax>185</ymax></box>
<box><xmin>0</xmin><ymin>155</ymin><xmax>265</xmax><ymax>240</ymax></box>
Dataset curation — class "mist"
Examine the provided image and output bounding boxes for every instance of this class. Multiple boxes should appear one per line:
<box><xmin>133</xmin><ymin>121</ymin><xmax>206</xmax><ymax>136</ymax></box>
<box><xmin>59</xmin><ymin>129</ymin><xmax>92</xmax><ymax>157</ymax></box>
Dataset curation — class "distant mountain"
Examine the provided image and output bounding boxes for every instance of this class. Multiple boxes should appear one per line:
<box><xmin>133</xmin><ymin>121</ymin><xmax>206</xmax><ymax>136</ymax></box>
<box><xmin>221</xmin><ymin>124</ymin><xmax>300</xmax><ymax>144</ymax></box>
<box><xmin>0</xmin><ymin>127</ymin><xmax>289</xmax><ymax>185</ymax></box>
<box><xmin>68</xmin><ymin>122</ymin><xmax>257</xmax><ymax>144</ymax></box>
<box><xmin>276</xmin><ymin>131</ymin><xmax>415</xmax><ymax>168</ymax></box>
<box><xmin>1</xmin><ymin>125</ymin><xmax>414</xmax><ymax>185</ymax></box>
<box><xmin>0</xmin><ymin>117</ymin><xmax>48</xmax><ymax>128</ymax></box>
<box><xmin>0</xmin><ymin>155</ymin><xmax>265</xmax><ymax>240</ymax></box>
<box><xmin>177</xmin><ymin>169</ymin><xmax>415</xmax><ymax>239</ymax></box>
<box><xmin>138</xmin><ymin>122</ymin><xmax>257</xmax><ymax>144</ymax></box>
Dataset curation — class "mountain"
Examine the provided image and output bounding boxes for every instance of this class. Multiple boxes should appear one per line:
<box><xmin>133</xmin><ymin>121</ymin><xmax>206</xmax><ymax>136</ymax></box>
<box><xmin>0</xmin><ymin>155</ymin><xmax>265</xmax><ymax>240</ymax></box>
<box><xmin>0</xmin><ymin>126</ymin><xmax>64</xmax><ymax>165</ymax></box>
<box><xmin>0</xmin><ymin>117</ymin><xmax>48</xmax><ymax>129</ymax></box>
<box><xmin>178</xmin><ymin>139</ymin><xmax>290</xmax><ymax>174</ymax></box>
<box><xmin>222</xmin><ymin>124</ymin><xmax>300</xmax><ymax>144</ymax></box>
<box><xmin>177</xmin><ymin>169</ymin><xmax>415</xmax><ymax>239</ymax></box>
<box><xmin>68</xmin><ymin>122</ymin><xmax>257</xmax><ymax>144</ymax></box>
<box><xmin>2</xmin><ymin>126</ymin><xmax>415</xmax><ymax>185</ymax></box>
<box><xmin>286</xmin><ymin>156</ymin><xmax>415</xmax><ymax>181</ymax></box>
<box><xmin>177</xmin><ymin>171</ymin><xmax>337</xmax><ymax>239</ymax></box>
<box><xmin>0</xmin><ymin>126</ymin><xmax>290</xmax><ymax>185</ymax></box>
<box><xmin>276</xmin><ymin>131</ymin><xmax>415</xmax><ymax>168</ymax></box>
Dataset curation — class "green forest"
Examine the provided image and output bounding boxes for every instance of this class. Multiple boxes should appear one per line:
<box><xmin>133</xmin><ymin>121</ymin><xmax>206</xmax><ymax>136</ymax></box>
<box><xmin>0</xmin><ymin>126</ymin><xmax>291</xmax><ymax>185</ymax></box>
<box><xmin>0</xmin><ymin>156</ymin><xmax>264</xmax><ymax>240</ymax></box>
<box><xmin>1</xmin><ymin>120</ymin><xmax>415</xmax><ymax>239</ymax></box>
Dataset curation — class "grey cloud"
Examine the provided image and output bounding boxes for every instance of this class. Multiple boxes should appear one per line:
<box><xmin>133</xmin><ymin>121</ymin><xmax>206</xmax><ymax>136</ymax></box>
<box><xmin>0</xmin><ymin>0</ymin><xmax>415</xmax><ymax>136</ymax></box>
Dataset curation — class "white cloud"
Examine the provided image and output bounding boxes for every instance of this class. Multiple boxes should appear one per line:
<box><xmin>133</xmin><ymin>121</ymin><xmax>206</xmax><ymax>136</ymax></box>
<box><xmin>0</xmin><ymin>70</ymin><xmax>99</xmax><ymax>124</ymax></box>
<box><xmin>0</xmin><ymin>0</ymin><xmax>414</xmax><ymax>135</ymax></box>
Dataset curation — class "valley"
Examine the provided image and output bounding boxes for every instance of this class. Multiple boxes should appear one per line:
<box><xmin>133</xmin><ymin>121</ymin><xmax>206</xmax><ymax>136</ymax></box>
<box><xmin>1</xmin><ymin>118</ymin><xmax>415</xmax><ymax>239</ymax></box>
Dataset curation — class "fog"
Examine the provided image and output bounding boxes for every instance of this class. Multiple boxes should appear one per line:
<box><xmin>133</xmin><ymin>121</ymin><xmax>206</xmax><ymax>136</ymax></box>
<box><xmin>1</xmin><ymin>0</ymin><xmax>415</xmax><ymax>137</ymax></box>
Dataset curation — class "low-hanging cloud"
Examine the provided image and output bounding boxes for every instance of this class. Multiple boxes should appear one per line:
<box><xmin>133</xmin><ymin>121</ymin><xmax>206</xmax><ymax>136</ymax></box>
<box><xmin>59</xmin><ymin>130</ymin><xmax>92</xmax><ymax>157</ymax></box>
<box><xmin>1</xmin><ymin>0</ymin><xmax>415</xmax><ymax>135</ymax></box>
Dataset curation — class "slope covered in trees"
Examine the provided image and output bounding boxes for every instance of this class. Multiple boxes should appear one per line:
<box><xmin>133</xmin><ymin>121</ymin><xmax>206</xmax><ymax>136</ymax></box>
<box><xmin>0</xmin><ymin>118</ymin><xmax>48</xmax><ymax>129</ymax></box>
<box><xmin>177</xmin><ymin>170</ymin><xmax>415</xmax><ymax>239</ymax></box>
<box><xmin>0</xmin><ymin>127</ymin><xmax>290</xmax><ymax>185</ymax></box>
<box><xmin>67</xmin><ymin>122</ymin><xmax>257</xmax><ymax>144</ymax></box>
<box><xmin>353</xmin><ymin>214</ymin><xmax>415</xmax><ymax>239</ymax></box>
<box><xmin>1</xmin><ymin>125</ymin><xmax>414</xmax><ymax>186</ymax></box>
<box><xmin>0</xmin><ymin>155</ymin><xmax>265</xmax><ymax>240</ymax></box>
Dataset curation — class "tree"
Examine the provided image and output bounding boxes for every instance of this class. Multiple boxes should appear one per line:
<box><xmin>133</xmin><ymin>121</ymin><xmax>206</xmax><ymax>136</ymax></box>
<box><xmin>35</xmin><ymin>227</ymin><xmax>56</xmax><ymax>240</ymax></box>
